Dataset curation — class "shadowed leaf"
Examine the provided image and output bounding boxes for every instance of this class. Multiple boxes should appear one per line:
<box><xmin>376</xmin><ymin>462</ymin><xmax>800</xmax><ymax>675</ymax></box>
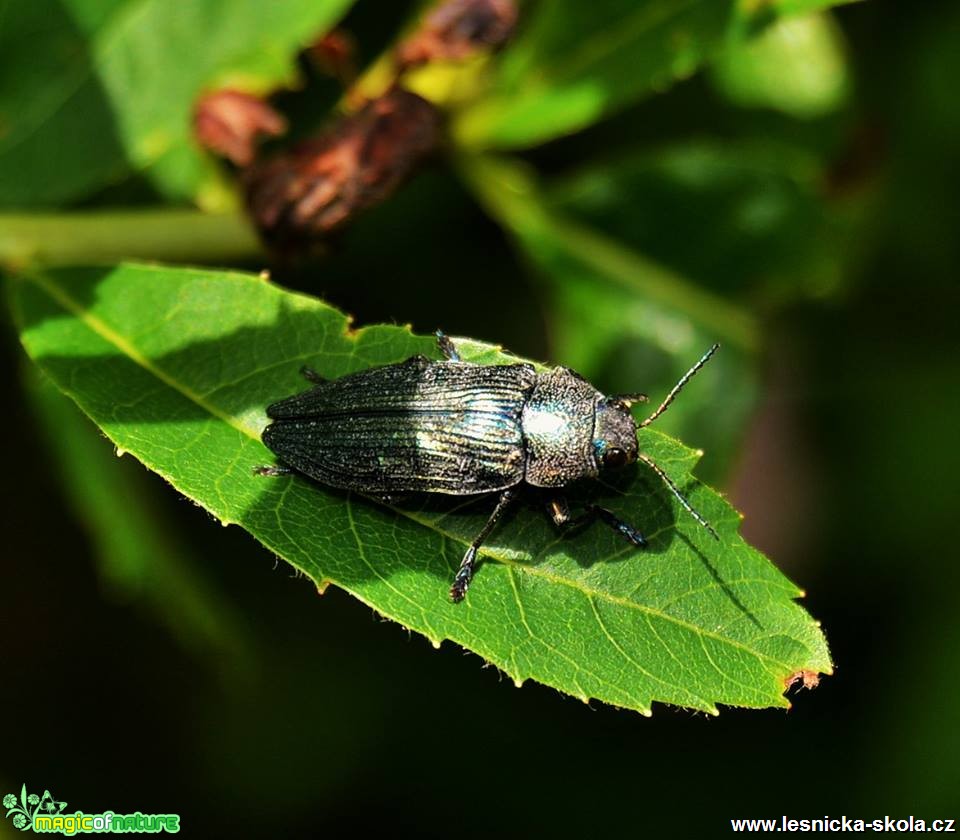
<box><xmin>546</xmin><ymin>139</ymin><xmax>852</xmax><ymax>302</ymax></box>
<box><xmin>0</xmin><ymin>0</ymin><xmax>356</xmax><ymax>206</ymax></box>
<box><xmin>454</xmin><ymin>0</ymin><xmax>858</xmax><ymax>149</ymax></box>
<box><xmin>456</xmin><ymin>0</ymin><xmax>737</xmax><ymax>149</ymax></box>
<box><xmin>25</xmin><ymin>370</ymin><xmax>251</xmax><ymax>666</ymax></box>
<box><xmin>459</xmin><ymin>153</ymin><xmax>760</xmax><ymax>477</ymax></box>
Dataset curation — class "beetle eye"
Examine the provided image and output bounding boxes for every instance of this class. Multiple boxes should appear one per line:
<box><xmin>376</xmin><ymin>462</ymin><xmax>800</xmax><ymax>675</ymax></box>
<box><xmin>602</xmin><ymin>447</ymin><xmax>628</xmax><ymax>469</ymax></box>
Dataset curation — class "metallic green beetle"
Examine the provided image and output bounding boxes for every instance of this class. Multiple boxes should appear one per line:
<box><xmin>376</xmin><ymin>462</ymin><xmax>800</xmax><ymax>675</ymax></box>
<box><xmin>258</xmin><ymin>332</ymin><xmax>718</xmax><ymax>601</ymax></box>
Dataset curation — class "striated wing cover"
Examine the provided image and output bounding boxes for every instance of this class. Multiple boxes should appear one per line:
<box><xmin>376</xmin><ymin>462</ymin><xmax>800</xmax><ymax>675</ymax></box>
<box><xmin>263</xmin><ymin>358</ymin><xmax>537</xmax><ymax>494</ymax></box>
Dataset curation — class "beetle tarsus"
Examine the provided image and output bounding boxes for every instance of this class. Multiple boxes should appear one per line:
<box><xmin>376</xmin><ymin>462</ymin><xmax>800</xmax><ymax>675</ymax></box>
<box><xmin>300</xmin><ymin>365</ymin><xmax>327</xmax><ymax>384</ymax></box>
<box><xmin>450</xmin><ymin>548</ymin><xmax>476</xmax><ymax>602</ymax></box>
<box><xmin>254</xmin><ymin>465</ymin><xmax>294</xmax><ymax>477</ymax></box>
<box><xmin>449</xmin><ymin>488</ymin><xmax>519</xmax><ymax>602</ymax></box>
<box><xmin>435</xmin><ymin>329</ymin><xmax>461</xmax><ymax>362</ymax></box>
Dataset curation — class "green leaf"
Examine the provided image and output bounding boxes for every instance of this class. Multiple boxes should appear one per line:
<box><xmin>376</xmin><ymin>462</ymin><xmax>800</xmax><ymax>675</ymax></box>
<box><xmin>456</xmin><ymin>0</ymin><xmax>738</xmax><ymax>149</ymax></box>
<box><xmin>738</xmin><ymin>0</ymin><xmax>862</xmax><ymax>24</ymax></box>
<box><xmin>0</xmin><ymin>0</ymin><xmax>356</xmax><ymax>207</ymax></box>
<box><xmin>712</xmin><ymin>12</ymin><xmax>850</xmax><ymax>118</ymax></box>
<box><xmin>545</xmin><ymin>139</ymin><xmax>850</xmax><ymax>302</ymax></box>
<box><xmin>25</xmin><ymin>370</ymin><xmax>251</xmax><ymax>665</ymax></box>
<box><xmin>453</xmin><ymin>0</ymin><xmax>858</xmax><ymax>149</ymax></box>
<box><xmin>10</xmin><ymin>262</ymin><xmax>831</xmax><ymax>714</ymax></box>
<box><xmin>458</xmin><ymin>153</ymin><xmax>760</xmax><ymax>477</ymax></box>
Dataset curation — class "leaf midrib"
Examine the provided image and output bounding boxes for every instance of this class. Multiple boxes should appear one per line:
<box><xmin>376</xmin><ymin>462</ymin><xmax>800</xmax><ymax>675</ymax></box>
<box><xmin>23</xmin><ymin>269</ymin><xmax>806</xmax><ymax>678</ymax></box>
<box><xmin>28</xmin><ymin>269</ymin><xmax>251</xmax><ymax>437</ymax></box>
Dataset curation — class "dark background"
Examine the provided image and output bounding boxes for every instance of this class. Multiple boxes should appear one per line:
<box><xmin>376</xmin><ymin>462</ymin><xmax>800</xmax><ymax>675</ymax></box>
<box><xmin>3</xmin><ymin>0</ymin><xmax>959</xmax><ymax>834</ymax></box>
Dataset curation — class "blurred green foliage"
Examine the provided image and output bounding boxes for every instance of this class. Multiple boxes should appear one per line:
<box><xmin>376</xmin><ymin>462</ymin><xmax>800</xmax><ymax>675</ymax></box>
<box><xmin>0</xmin><ymin>0</ymin><xmax>354</xmax><ymax>204</ymax></box>
<box><xmin>25</xmin><ymin>369</ymin><xmax>251</xmax><ymax>667</ymax></box>
<box><xmin>2</xmin><ymin>0</ymin><xmax>958</xmax><ymax>834</ymax></box>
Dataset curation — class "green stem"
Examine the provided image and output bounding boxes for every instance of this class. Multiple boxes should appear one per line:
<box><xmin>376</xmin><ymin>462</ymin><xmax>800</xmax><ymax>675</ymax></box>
<box><xmin>456</xmin><ymin>153</ymin><xmax>759</xmax><ymax>351</ymax></box>
<box><xmin>0</xmin><ymin>209</ymin><xmax>262</xmax><ymax>270</ymax></box>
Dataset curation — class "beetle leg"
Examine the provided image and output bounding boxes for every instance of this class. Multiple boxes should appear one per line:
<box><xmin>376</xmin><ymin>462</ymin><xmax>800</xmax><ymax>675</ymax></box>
<box><xmin>435</xmin><ymin>329</ymin><xmax>461</xmax><ymax>362</ymax></box>
<box><xmin>367</xmin><ymin>492</ymin><xmax>412</xmax><ymax>507</ymax></box>
<box><xmin>546</xmin><ymin>495</ymin><xmax>648</xmax><ymax>548</ymax></box>
<box><xmin>254</xmin><ymin>465</ymin><xmax>294</xmax><ymax>476</ymax></box>
<box><xmin>589</xmin><ymin>506</ymin><xmax>648</xmax><ymax>548</ymax></box>
<box><xmin>545</xmin><ymin>495</ymin><xmax>575</xmax><ymax>528</ymax></box>
<box><xmin>403</xmin><ymin>354</ymin><xmax>431</xmax><ymax>368</ymax></box>
<box><xmin>604</xmin><ymin>392</ymin><xmax>648</xmax><ymax>409</ymax></box>
<box><xmin>299</xmin><ymin>365</ymin><xmax>327</xmax><ymax>384</ymax></box>
<box><xmin>450</xmin><ymin>488</ymin><xmax>519</xmax><ymax>602</ymax></box>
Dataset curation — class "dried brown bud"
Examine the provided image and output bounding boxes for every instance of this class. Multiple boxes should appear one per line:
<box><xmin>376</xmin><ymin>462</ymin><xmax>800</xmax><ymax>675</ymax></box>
<box><xmin>309</xmin><ymin>30</ymin><xmax>357</xmax><ymax>86</ymax></box>
<box><xmin>244</xmin><ymin>88</ymin><xmax>442</xmax><ymax>250</ymax></box>
<box><xmin>396</xmin><ymin>0</ymin><xmax>518</xmax><ymax>69</ymax></box>
<box><xmin>194</xmin><ymin>90</ymin><xmax>287</xmax><ymax>167</ymax></box>
<box><xmin>786</xmin><ymin>670</ymin><xmax>821</xmax><ymax>691</ymax></box>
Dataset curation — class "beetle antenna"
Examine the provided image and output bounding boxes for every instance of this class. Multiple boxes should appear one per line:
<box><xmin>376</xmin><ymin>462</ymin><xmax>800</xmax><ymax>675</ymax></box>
<box><xmin>638</xmin><ymin>454</ymin><xmax>718</xmax><ymax>539</ymax></box>
<box><xmin>639</xmin><ymin>344</ymin><xmax>719</xmax><ymax>428</ymax></box>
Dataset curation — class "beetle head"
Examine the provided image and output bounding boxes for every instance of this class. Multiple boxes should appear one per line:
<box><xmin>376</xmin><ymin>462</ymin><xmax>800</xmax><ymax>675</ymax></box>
<box><xmin>593</xmin><ymin>397</ymin><xmax>639</xmax><ymax>471</ymax></box>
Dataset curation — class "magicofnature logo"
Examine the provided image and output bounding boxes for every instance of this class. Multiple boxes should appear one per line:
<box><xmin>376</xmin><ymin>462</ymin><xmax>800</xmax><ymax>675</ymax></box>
<box><xmin>3</xmin><ymin>784</ymin><xmax>180</xmax><ymax>834</ymax></box>
<box><xmin>3</xmin><ymin>785</ymin><xmax>65</xmax><ymax>831</ymax></box>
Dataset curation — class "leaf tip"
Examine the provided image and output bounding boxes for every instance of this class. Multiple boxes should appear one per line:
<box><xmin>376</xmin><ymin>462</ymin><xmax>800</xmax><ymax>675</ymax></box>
<box><xmin>115</xmin><ymin>446</ymin><xmax>127</xmax><ymax>458</ymax></box>
<box><xmin>258</xmin><ymin>268</ymin><xmax>271</xmax><ymax>281</ymax></box>
<box><xmin>316</xmin><ymin>578</ymin><xmax>331</xmax><ymax>595</ymax></box>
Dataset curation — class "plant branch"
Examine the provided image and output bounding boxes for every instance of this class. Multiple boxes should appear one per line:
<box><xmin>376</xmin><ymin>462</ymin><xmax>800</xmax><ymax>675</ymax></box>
<box><xmin>0</xmin><ymin>209</ymin><xmax>262</xmax><ymax>271</ymax></box>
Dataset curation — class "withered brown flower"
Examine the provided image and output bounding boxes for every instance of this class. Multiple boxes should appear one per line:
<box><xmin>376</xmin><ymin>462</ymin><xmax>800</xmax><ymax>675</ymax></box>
<box><xmin>396</xmin><ymin>0</ymin><xmax>518</xmax><ymax>69</ymax></box>
<box><xmin>244</xmin><ymin>88</ymin><xmax>442</xmax><ymax>251</ymax></box>
<box><xmin>193</xmin><ymin>90</ymin><xmax>287</xmax><ymax>167</ymax></box>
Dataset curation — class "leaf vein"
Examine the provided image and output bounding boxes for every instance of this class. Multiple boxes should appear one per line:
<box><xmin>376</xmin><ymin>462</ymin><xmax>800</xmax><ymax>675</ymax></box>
<box><xmin>587</xmin><ymin>593</ymin><xmax>702</xmax><ymax>708</ymax></box>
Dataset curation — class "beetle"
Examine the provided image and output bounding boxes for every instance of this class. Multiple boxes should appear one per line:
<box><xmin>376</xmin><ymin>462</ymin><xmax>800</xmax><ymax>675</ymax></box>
<box><xmin>257</xmin><ymin>332</ymin><xmax>719</xmax><ymax>602</ymax></box>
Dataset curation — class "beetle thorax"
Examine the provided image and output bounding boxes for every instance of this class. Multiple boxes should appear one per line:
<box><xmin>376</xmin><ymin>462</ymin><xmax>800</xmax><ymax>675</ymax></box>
<box><xmin>521</xmin><ymin>368</ymin><xmax>600</xmax><ymax>487</ymax></box>
<box><xmin>592</xmin><ymin>399</ymin><xmax>639</xmax><ymax>469</ymax></box>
